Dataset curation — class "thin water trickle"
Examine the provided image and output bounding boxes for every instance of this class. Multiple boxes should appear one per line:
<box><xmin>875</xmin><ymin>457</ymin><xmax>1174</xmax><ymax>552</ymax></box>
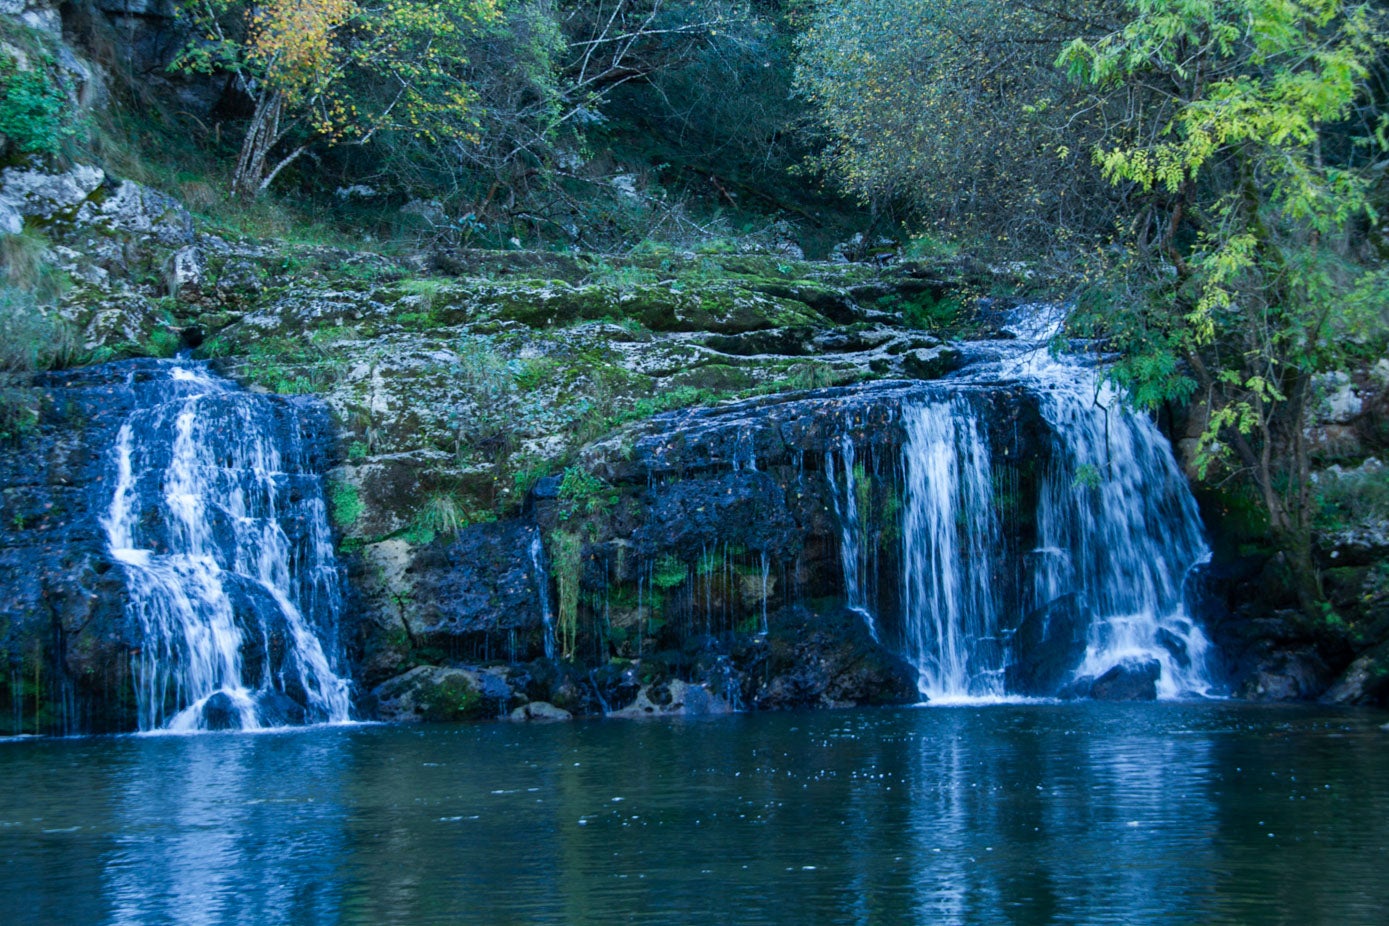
<box><xmin>529</xmin><ymin>531</ymin><xmax>556</xmax><ymax>661</ymax></box>
<box><xmin>103</xmin><ymin>363</ymin><xmax>353</xmax><ymax>731</ymax></box>
<box><xmin>829</xmin><ymin>433</ymin><xmax>878</xmax><ymax>641</ymax></box>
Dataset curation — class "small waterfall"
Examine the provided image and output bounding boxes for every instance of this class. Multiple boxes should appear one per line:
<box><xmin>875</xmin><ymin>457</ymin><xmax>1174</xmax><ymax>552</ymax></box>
<box><xmin>829</xmin><ymin>434</ymin><xmax>878</xmax><ymax>640</ymax></box>
<box><xmin>104</xmin><ymin>364</ymin><xmax>353</xmax><ymax>731</ymax></box>
<box><xmin>899</xmin><ymin>398</ymin><xmax>1003</xmax><ymax>700</ymax></box>
<box><xmin>529</xmin><ymin>531</ymin><xmax>556</xmax><ymax>660</ymax></box>
<box><xmin>1032</xmin><ymin>375</ymin><xmax>1213</xmax><ymax>697</ymax></box>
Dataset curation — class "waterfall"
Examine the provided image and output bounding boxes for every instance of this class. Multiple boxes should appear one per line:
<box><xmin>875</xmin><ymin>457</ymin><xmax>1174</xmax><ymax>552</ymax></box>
<box><xmin>103</xmin><ymin>364</ymin><xmax>353</xmax><ymax>731</ymax></box>
<box><xmin>898</xmin><ymin>398</ymin><xmax>1004</xmax><ymax>700</ymax></box>
<box><xmin>829</xmin><ymin>433</ymin><xmax>878</xmax><ymax>640</ymax></box>
<box><xmin>881</xmin><ymin>304</ymin><xmax>1215</xmax><ymax>701</ymax></box>
<box><xmin>1031</xmin><ymin>374</ymin><xmax>1213</xmax><ymax>698</ymax></box>
<box><xmin>529</xmin><ymin>531</ymin><xmax>556</xmax><ymax>660</ymax></box>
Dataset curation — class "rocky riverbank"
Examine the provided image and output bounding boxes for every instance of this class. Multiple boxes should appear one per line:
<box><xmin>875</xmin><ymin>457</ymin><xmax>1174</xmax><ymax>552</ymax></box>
<box><xmin>4</xmin><ymin>161</ymin><xmax>1389</xmax><ymax>733</ymax></box>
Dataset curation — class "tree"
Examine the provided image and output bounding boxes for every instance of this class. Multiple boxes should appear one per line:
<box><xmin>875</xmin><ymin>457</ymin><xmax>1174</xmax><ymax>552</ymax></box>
<box><xmin>1060</xmin><ymin>0</ymin><xmax>1389</xmax><ymax>606</ymax></box>
<box><xmin>172</xmin><ymin>0</ymin><xmax>501</xmax><ymax>197</ymax></box>
<box><xmin>793</xmin><ymin>0</ymin><xmax>1127</xmax><ymax>251</ymax></box>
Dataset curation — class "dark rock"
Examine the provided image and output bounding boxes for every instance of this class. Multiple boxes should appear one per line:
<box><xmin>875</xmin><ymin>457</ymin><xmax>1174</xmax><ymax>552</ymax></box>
<box><xmin>1090</xmin><ymin>659</ymin><xmax>1161</xmax><ymax>701</ymax></box>
<box><xmin>900</xmin><ymin>346</ymin><xmax>964</xmax><ymax>380</ymax></box>
<box><xmin>408</xmin><ymin>521</ymin><xmax>546</xmax><ymax>654</ymax></box>
<box><xmin>1156</xmin><ymin>628</ymin><xmax>1192</xmax><ymax>669</ymax></box>
<box><xmin>201</xmin><ymin>692</ymin><xmax>240</xmax><ymax>731</ymax></box>
<box><xmin>1006</xmin><ymin>593</ymin><xmax>1088</xmax><ymax>695</ymax></box>
<box><xmin>1320</xmin><ymin>650</ymin><xmax>1389</xmax><ymax>706</ymax></box>
<box><xmin>1238</xmin><ymin>648</ymin><xmax>1337</xmax><ymax>701</ymax></box>
<box><xmin>254</xmin><ymin>690</ymin><xmax>307</xmax><ymax>727</ymax></box>
<box><xmin>752</xmin><ymin>606</ymin><xmax>918</xmax><ymax>710</ymax></box>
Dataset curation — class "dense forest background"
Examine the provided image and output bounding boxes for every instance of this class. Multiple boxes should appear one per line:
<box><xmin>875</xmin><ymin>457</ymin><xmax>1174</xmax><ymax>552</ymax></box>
<box><xmin>3</xmin><ymin>0</ymin><xmax>1389</xmax><ymax>614</ymax></box>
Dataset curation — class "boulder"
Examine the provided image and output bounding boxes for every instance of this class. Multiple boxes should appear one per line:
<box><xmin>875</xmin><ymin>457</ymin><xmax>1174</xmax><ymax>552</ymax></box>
<box><xmin>367</xmin><ymin>666</ymin><xmax>496</xmax><ymax>723</ymax></box>
<box><xmin>508</xmin><ymin>701</ymin><xmax>572</xmax><ymax>722</ymax></box>
<box><xmin>1236</xmin><ymin>648</ymin><xmax>1336</xmax><ymax>701</ymax></box>
<box><xmin>607</xmin><ymin>680</ymin><xmax>734</xmax><ymax>718</ymax></box>
<box><xmin>0</xmin><ymin>165</ymin><xmax>105</xmax><ymax>226</ymax></box>
<box><xmin>1320</xmin><ymin>650</ymin><xmax>1389</xmax><ymax>706</ymax></box>
<box><xmin>1090</xmin><ymin>659</ymin><xmax>1161</xmax><ymax>701</ymax></box>
<box><xmin>1005</xmin><ymin>593</ymin><xmax>1088</xmax><ymax>695</ymax></box>
<box><xmin>201</xmin><ymin>692</ymin><xmax>241</xmax><ymax>731</ymax></box>
<box><xmin>166</xmin><ymin>245</ymin><xmax>204</xmax><ymax>300</ymax></box>
<box><xmin>900</xmin><ymin>345</ymin><xmax>964</xmax><ymax>380</ymax></box>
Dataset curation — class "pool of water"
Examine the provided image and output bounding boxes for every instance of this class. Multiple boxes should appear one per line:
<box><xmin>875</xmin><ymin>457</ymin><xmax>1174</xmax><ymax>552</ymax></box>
<box><xmin>2</xmin><ymin>703</ymin><xmax>1387</xmax><ymax>925</ymax></box>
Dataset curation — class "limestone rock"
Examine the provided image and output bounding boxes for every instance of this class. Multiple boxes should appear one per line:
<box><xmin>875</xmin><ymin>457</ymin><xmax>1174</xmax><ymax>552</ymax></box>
<box><xmin>166</xmin><ymin>245</ymin><xmax>204</xmax><ymax>299</ymax></box>
<box><xmin>76</xmin><ymin>180</ymin><xmax>195</xmax><ymax>247</ymax></box>
<box><xmin>900</xmin><ymin>345</ymin><xmax>964</xmax><ymax>380</ymax></box>
<box><xmin>607</xmin><ymin>680</ymin><xmax>733</xmax><ymax>719</ymax></box>
<box><xmin>0</xmin><ymin>165</ymin><xmax>105</xmax><ymax>225</ymax></box>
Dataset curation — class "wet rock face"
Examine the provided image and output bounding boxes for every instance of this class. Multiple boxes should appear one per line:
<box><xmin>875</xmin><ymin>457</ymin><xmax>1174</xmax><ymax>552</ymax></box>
<box><xmin>0</xmin><ymin>363</ymin><xmax>149</xmax><ymax>734</ymax></box>
<box><xmin>407</xmin><ymin>521</ymin><xmax>548</xmax><ymax>656</ymax></box>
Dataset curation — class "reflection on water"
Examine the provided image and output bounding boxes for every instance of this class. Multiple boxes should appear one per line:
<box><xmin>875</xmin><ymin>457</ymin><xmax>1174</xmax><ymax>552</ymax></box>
<box><xmin>2</xmin><ymin>704</ymin><xmax>1387</xmax><ymax>925</ymax></box>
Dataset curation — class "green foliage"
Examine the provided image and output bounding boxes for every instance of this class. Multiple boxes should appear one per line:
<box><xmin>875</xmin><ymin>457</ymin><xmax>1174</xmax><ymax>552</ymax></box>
<box><xmin>1315</xmin><ymin>466</ymin><xmax>1389</xmax><ymax>531</ymax></box>
<box><xmin>143</xmin><ymin>329</ymin><xmax>181</xmax><ymax>359</ymax></box>
<box><xmin>170</xmin><ymin>0</ymin><xmax>501</xmax><ymax>195</ymax></box>
<box><xmin>550</xmin><ymin>529</ymin><xmax>583</xmax><ymax>659</ymax></box>
<box><xmin>1066</xmin><ymin>0</ymin><xmax>1387</xmax><ymax>518</ymax></box>
<box><xmin>1060</xmin><ymin>0</ymin><xmax>1389</xmax><ymax>603</ymax></box>
<box><xmin>795</xmin><ymin>0</ymin><xmax>1118</xmax><ymax>249</ymax></box>
<box><xmin>414</xmin><ymin>492</ymin><xmax>470</xmax><ymax>541</ymax></box>
<box><xmin>1072</xmin><ymin>463</ymin><xmax>1103</xmax><ymax>490</ymax></box>
<box><xmin>0</xmin><ymin>288</ymin><xmax>76</xmax><ymax>375</ymax></box>
<box><xmin>557</xmin><ymin>466</ymin><xmax>617</xmax><ymax>521</ymax></box>
<box><xmin>0</xmin><ymin>31</ymin><xmax>74</xmax><ymax>157</ymax></box>
<box><xmin>876</xmin><ymin>289</ymin><xmax>960</xmax><ymax>331</ymax></box>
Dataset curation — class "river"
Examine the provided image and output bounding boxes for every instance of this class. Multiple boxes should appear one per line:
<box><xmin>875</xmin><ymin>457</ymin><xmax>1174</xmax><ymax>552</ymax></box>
<box><xmin>2</xmin><ymin>703</ymin><xmax>1386</xmax><ymax>925</ymax></box>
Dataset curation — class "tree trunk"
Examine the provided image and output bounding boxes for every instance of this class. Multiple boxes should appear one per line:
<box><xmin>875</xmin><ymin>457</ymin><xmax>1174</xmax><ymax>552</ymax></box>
<box><xmin>231</xmin><ymin>91</ymin><xmax>285</xmax><ymax>199</ymax></box>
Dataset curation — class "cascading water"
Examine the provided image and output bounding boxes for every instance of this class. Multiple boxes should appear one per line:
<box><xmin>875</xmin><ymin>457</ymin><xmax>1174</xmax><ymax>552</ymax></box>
<box><xmin>103</xmin><ymin>364</ymin><xmax>353</xmax><ymax>731</ymax></box>
<box><xmin>898</xmin><ymin>397</ymin><xmax>1004</xmax><ymax>700</ymax></box>
<box><xmin>1029</xmin><ymin>373</ymin><xmax>1213</xmax><ymax>698</ymax></box>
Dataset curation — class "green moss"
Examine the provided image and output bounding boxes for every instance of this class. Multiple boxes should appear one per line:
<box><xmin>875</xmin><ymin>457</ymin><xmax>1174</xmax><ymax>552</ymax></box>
<box><xmin>651</xmin><ymin>554</ymin><xmax>689</xmax><ymax>590</ymax></box>
<box><xmin>328</xmin><ymin>481</ymin><xmax>364</xmax><ymax>529</ymax></box>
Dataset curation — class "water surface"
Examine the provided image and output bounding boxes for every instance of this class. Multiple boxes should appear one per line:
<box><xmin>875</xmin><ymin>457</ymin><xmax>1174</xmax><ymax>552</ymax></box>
<box><xmin>2</xmin><ymin>703</ymin><xmax>1386</xmax><ymax>925</ymax></box>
